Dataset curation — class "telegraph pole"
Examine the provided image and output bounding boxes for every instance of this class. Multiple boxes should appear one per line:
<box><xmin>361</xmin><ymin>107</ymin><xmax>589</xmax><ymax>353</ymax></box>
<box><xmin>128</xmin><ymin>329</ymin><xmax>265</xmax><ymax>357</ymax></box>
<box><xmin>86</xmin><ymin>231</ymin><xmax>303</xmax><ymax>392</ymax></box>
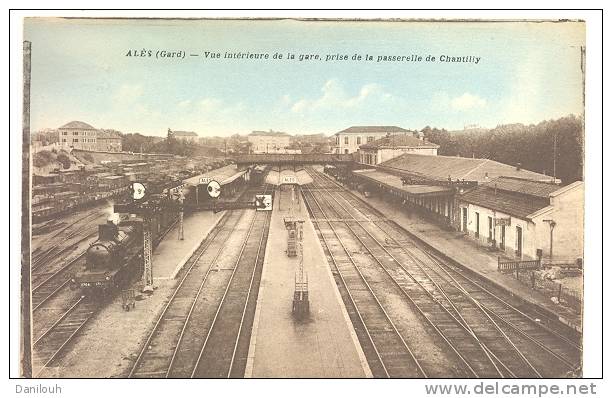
<box><xmin>142</xmin><ymin>216</ymin><xmax>154</xmax><ymax>294</ymax></box>
<box><xmin>178</xmin><ymin>194</ymin><xmax>184</xmax><ymax>240</ymax></box>
<box><xmin>21</xmin><ymin>40</ymin><xmax>33</xmax><ymax>378</ymax></box>
<box><xmin>553</xmin><ymin>131</ymin><xmax>557</xmax><ymax>182</ymax></box>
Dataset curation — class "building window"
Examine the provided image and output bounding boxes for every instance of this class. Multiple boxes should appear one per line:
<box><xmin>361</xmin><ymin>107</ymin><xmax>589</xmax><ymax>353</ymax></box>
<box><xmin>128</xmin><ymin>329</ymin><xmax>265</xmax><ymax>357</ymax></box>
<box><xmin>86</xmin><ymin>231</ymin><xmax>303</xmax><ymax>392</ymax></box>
<box><xmin>344</xmin><ymin>137</ymin><xmax>349</xmax><ymax>145</ymax></box>
<box><xmin>475</xmin><ymin>212</ymin><xmax>480</xmax><ymax>238</ymax></box>
<box><xmin>367</xmin><ymin>136</ymin><xmax>374</xmax><ymax>142</ymax></box>
<box><xmin>344</xmin><ymin>149</ymin><xmax>349</xmax><ymax>154</ymax></box>
<box><xmin>356</xmin><ymin>137</ymin><xmax>361</xmax><ymax>145</ymax></box>
<box><xmin>73</xmin><ymin>139</ymin><xmax>79</xmax><ymax>143</ymax></box>
<box><xmin>73</xmin><ymin>132</ymin><xmax>78</xmax><ymax>135</ymax></box>
<box><xmin>62</xmin><ymin>138</ymin><xmax>66</xmax><ymax>142</ymax></box>
<box><xmin>62</xmin><ymin>131</ymin><xmax>67</xmax><ymax>135</ymax></box>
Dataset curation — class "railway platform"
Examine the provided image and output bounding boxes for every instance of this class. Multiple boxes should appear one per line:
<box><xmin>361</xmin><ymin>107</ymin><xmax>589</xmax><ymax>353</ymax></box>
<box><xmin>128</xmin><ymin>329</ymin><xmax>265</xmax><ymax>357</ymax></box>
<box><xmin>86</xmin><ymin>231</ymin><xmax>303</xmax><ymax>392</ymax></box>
<box><xmin>245</xmin><ymin>189</ymin><xmax>371</xmax><ymax>378</ymax></box>
<box><xmin>152</xmin><ymin>209</ymin><xmax>225</xmax><ymax>280</ymax></box>
<box><xmin>347</xmin><ymin>185</ymin><xmax>582</xmax><ymax>333</ymax></box>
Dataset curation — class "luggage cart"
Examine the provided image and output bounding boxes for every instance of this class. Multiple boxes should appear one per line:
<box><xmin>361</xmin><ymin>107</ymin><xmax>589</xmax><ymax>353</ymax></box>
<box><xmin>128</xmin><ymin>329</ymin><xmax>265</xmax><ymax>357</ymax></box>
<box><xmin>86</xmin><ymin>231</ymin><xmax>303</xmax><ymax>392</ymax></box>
<box><xmin>121</xmin><ymin>288</ymin><xmax>136</xmax><ymax>311</ymax></box>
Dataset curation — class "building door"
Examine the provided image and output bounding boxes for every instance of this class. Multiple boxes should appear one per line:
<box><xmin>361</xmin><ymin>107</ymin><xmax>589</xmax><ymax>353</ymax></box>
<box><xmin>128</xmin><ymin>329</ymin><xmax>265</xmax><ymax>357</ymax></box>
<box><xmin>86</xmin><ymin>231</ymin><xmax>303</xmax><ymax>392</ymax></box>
<box><xmin>462</xmin><ymin>208</ymin><xmax>468</xmax><ymax>232</ymax></box>
<box><xmin>488</xmin><ymin>216</ymin><xmax>493</xmax><ymax>242</ymax></box>
<box><xmin>516</xmin><ymin>226</ymin><xmax>523</xmax><ymax>257</ymax></box>
<box><xmin>475</xmin><ymin>212</ymin><xmax>480</xmax><ymax>238</ymax></box>
<box><xmin>500</xmin><ymin>225</ymin><xmax>506</xmax><ymax>250</ymax></box>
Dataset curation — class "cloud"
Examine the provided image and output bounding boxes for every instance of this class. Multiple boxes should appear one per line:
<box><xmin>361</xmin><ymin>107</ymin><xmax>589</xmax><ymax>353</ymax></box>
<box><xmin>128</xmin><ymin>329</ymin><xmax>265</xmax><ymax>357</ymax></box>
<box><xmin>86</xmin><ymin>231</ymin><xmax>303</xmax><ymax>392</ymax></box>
<box><xmin>198</xmin><ymin>98</ymin><xmax>224</xmax><ymax>113</ymax></box>
<box><xmin>288</xmin><ymin>79</ymin><xmax>398</xmax><ymax>114</ymax></box>
<box><xmin>450</xmin><ymin>93</ymin><xmax>487</xmax><ymax>111</ymax></box>
<box><xmin>429</xmin><ymin>91</ymin><xmax>488</xmax><ymax>114</ymax></box>
<box><xmin>112</xmin><ymin>83</ymin><xmax>143</xmax><ymax>105</ymax></box>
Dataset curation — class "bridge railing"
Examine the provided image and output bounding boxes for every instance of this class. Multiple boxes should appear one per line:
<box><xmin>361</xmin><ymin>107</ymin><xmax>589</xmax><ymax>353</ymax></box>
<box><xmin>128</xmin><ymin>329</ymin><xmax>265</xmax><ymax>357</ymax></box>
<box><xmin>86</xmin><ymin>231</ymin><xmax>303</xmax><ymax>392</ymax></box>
<box><xmin>231</xmin><ymin>153</ymin><xmax>354</xmax><ymax>164</ymax></box>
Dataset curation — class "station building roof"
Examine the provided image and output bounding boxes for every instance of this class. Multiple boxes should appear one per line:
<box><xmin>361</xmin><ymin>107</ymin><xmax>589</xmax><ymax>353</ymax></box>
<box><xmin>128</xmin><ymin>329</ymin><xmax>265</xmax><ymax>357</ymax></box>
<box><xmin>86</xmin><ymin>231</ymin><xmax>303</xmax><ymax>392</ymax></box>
<box><xmin>459</xmin><ymin>185</ymin><xmax>551</xmax><ymax>220</ymax></box>
<box><xmin>379</xmin><ymin>153</ymin><xmax>555</xmax><ymax>184</ymax></box>
<box><xmin>458</xmin><ymin>176</ymin><xmax>577</xmax><ymax>220</ymax></box>
<box><xmin>484</xmin><ymin>176</ymin><xmax>561</xmax><ymax>198</ymax></box>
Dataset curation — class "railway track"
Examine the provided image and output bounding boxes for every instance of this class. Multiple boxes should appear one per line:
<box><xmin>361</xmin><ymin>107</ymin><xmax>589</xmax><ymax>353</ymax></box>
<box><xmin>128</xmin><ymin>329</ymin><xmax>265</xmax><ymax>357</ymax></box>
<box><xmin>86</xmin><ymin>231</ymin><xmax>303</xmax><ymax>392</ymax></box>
<box><xmin>32</xmin><ymin>296</ymin><xmax>100</xmax><ymax>377</ymax></box>
<box><xmin>302</xmin><ymin>187</ymin><xmax>427</xmax><ymax>378</ymax></box>
<box><xmin>31</xmin><ymin>253</ymin><xmax>87</xmax><ymax>311</ymax></box>
<box><xmin>319</xmin><ymin>172</ymin><xmax>582</xmax><ymax>368</ymax></box>
<box><xmin>129</xmin><ymin>185</ymin><xmax>272</xmax><ymax>378</ymax></box>
<box><xmin>305</xmin><ymin>167</ymin><xmax>581</xmax><ymax>377</ymax></box>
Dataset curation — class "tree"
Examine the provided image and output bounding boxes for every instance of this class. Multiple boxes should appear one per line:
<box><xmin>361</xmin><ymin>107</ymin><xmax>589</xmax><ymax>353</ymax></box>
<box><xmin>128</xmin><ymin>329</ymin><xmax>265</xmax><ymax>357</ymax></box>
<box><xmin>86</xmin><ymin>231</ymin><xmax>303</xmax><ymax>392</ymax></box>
<box><xmin>56</xmin><ymin>153</ymin><xmax>71</xmax><ymax>169</ymax></box>
<box><xmin>422</xmin><ymin>115</ymin><xmax>583</xmax><ymax>184</ymax></box>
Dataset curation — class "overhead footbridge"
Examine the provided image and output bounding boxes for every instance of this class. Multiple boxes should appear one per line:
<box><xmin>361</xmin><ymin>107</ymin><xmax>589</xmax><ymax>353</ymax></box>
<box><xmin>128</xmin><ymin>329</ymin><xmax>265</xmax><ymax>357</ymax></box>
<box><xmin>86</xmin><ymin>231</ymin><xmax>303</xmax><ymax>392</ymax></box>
<box><xmin>231</xmin><ymin>153</ymin><xmax>355</xmax><ymax>166</ymax></box>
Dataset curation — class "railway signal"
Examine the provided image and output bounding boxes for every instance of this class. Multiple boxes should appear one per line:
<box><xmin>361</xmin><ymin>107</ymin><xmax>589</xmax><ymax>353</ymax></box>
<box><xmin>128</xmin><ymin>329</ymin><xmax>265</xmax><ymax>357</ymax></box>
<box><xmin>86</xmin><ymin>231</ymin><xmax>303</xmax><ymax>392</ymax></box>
<box><xmin>206</xmin><ymin>180</ymin><xmax>221</xmax><ymax>198</ymax></box>
<box><xmin>255</xmin><ymin>194</ymin><xmax>272</xmax><ymax>211</ymax></box>
<box><xmin>131</xmin><ymin>182</ymin><xmax>146</xmax><ymax>200</ymax></box>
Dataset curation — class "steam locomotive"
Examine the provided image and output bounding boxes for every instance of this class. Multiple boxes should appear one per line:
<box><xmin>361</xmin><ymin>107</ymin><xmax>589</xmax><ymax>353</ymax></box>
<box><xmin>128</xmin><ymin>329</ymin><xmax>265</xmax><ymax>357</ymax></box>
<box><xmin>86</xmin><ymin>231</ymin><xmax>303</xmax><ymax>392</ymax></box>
<box><xmin>71</xmin><ymin>221</ymin><xmax>143</xmax><ymax>294</ymax></box>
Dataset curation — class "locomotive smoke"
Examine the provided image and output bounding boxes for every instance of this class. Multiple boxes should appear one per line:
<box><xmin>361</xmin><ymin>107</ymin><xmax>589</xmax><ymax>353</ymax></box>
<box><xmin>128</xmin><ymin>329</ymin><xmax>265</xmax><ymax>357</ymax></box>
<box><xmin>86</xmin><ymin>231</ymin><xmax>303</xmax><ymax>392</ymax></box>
<box><xmin>106</xmin><ymin>200</ymin><xmax>120</xmax><ymax>225</ymax></box>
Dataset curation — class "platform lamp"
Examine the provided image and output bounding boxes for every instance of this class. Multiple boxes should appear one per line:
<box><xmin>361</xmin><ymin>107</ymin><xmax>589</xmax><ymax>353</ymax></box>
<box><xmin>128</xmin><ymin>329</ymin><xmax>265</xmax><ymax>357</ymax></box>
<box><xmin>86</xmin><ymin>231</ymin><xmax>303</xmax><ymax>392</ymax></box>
<box><xmin>543</xmin><ymin>219</ymin><xmax>557</xmax><ymax>263</ymax></box>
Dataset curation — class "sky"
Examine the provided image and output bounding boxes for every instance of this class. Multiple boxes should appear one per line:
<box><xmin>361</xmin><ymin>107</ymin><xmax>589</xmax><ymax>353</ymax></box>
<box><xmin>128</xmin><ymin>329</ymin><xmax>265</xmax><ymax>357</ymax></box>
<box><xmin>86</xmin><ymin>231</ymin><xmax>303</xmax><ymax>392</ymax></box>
<box><xmin>24</xmin><ymin>18</ymin><xmax>585</xmax><ymax>137</ymax></box>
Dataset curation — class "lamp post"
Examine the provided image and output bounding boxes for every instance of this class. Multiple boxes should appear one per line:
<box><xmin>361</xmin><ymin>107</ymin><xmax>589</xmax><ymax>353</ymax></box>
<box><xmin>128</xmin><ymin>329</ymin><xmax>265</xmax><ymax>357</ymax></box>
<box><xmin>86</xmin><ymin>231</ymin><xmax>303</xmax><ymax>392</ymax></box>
<box><xmin>543</xmin><ymin>219</ymin><xmax>556</xmax><ymax>262</ymax></box>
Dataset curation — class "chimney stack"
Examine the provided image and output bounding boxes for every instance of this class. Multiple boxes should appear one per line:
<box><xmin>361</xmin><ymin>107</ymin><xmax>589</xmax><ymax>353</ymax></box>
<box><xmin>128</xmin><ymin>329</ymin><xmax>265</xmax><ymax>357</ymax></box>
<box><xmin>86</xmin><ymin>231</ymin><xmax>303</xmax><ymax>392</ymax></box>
<box><xmin>516</xmin><ymin>162</ymin><xmax>522</xmax><ymax>171</ymax></box>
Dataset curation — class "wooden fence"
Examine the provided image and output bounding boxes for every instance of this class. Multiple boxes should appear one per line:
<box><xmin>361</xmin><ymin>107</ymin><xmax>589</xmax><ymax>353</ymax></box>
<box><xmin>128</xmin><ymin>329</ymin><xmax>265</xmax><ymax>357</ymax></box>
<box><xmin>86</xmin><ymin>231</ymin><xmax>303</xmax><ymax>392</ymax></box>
<box><xmin>498</xmin><ymin>257</ymin><xmax>541</xmax><ymax>272</ymax></box>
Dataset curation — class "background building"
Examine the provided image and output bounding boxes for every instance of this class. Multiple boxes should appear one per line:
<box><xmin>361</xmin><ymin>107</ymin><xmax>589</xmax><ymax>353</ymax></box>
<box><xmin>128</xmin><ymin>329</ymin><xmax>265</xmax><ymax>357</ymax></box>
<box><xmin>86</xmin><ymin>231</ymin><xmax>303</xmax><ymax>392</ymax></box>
<box><xmin>170</xmin><ymin>130</ymin><xmax>199</xmax><ymax>143</ymax></box>
<box><xmin>248</xmin><ymin>130</ymin><xmax>292</xmax><ymax>153</ymax></box>
<box><xmin>359</xmin><ymin>134</ymin><xmax>439</xmax><ymax>165</ymax></box>
<box><xmin>57</xmin><ymin>121</ymin><xmax>98</xmax><ymax>151</ymax></box>
<box><xmin>96</xmin><ymin>129</ymin><xmax>122</xmax><ymax>152</ymax></box>
<box><xmin>334</xmin><ymin>126</ymin><xmax>413</xmax><ymax>154</ymax></box>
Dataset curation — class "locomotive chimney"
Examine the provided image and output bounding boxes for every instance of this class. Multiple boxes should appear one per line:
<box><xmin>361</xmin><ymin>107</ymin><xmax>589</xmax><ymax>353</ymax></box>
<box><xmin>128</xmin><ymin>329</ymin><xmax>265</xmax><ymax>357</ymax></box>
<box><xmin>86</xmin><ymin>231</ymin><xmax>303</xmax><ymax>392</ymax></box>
<box><xmin>99</xmin><ymin>221</ymin><xmax>118</xmax><ymax>241</ymax></box>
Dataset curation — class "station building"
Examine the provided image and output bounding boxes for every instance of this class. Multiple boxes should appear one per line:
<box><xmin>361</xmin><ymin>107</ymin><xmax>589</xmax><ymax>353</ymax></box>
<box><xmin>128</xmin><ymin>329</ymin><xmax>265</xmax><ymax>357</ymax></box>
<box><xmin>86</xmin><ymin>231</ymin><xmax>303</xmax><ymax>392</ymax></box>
<box><xmin>458</xmin><ymin>177</ymin><xmax>584</xmax><ymax>262</ymax></box>
<box><xmin>333</xmin><ymin>125</ymin><xmax>414</xmax><ymax>154</ymax></box>
<box><xmin>350</xmin><ymin>153</ymin><xmax>582</xmax><ymax>262</ymax></box>
<box><xmin>358</xmin><ymin>134</ymin><xmax>439</xmax><ymax>165</ymax></box>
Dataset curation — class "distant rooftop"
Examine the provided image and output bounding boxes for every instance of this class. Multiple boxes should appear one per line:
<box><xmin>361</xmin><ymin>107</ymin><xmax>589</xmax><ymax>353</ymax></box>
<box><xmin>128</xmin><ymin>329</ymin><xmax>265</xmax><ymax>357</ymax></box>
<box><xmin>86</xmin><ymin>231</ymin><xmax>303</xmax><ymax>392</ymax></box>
<box><xmin>59</xmin><ymin>121</ymin><xmax>96</xmax><ymax>130</ymax></box>
<box><xmin>336</xmin><ymin>126</ymin><xmax>412</xmax><ymax>135</ymax></box>
<box><xmin>97</xmin><ymin>129</ymin><xmax>122</xmax><ymax>139</ymax></box>
<box><xmin>172</xmin><ymin>131</ymin><xmax>198</xmax><ymax>137</ymax></box>
<box><xmin>380</xmin><ymin>153</ymin><xmax>556</xmax><ymax>184</ymax></box>
<box><xmin>360</xmin><ymin>134</ymin><xmax>439</xmax><ymax>150</ymax></box>
<box><xmin>249</xmin><ymin>130</ymin><xmax>291</xmax><ymax>137</ymax></box>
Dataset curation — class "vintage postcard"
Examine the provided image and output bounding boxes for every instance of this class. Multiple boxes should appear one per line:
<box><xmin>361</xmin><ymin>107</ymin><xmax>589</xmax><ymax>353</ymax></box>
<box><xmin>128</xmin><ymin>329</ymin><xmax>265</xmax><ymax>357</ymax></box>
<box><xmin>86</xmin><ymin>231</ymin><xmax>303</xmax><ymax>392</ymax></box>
<box><xmin>16</xmin><ymin>15</ymin><xmax>592</xmax><ymax>384</ymax></box>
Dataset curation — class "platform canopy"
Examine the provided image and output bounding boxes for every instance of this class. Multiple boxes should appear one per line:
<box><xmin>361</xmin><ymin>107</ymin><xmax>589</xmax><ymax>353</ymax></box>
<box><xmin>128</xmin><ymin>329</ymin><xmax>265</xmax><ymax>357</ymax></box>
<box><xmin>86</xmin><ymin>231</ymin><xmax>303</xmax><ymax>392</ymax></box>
<box><xmin>183</xmin><ymin>164</ymin><xmax>247</xmax><ymax>186</ymax></box>
<box><xmin>265</xmin><ymin>169</ymin><xmax>313</xmax><ymax>186</ymax></box>
<box><xmin>353</xmin><ymin>169</ymin><xmax>454</xmax><ymax>198</ymax></box>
